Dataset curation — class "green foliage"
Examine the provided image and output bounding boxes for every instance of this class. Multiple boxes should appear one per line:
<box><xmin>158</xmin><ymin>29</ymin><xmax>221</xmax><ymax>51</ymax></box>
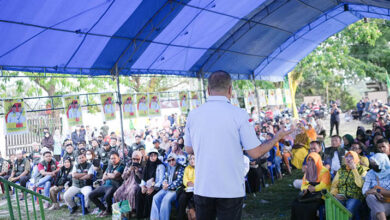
<box><xmin>294</xmin><ymin>19</ymin><xmax>390</xmax><ymax>110</ymax></box>
<box><xmin>233</xmin><ymin>80</ymin><xmax>276</xmax><ymax>91</ymax></box>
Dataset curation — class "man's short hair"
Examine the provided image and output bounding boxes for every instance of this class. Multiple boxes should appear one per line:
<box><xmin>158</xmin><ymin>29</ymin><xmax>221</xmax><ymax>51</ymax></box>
<box><xmin>78</xmin><ymin>153</ymin><xmax>86</xmax><ymax>158</ymax></box>
<box><xmin>43</xmin><ymin>151</ymin><xmax>52</xmax><ymax>156</ymax></box>
<box><xmin>352</xmin><ymin>141</ymin><xmax>365</xmax><ymax>149</ymax></box>
<box><xmin>208</xmin><ymin>70</ymin><xmax>232</xmax><ymax>92</ymax></box>
<box><xmin>377</xmin><ymin>138</ymin><xmax>389</xmax><ymax>145</ymax></box>
<box><xmin>331</xmin><ymin>135</ymin><xmax>341</xmax><ymax>141</ymax></box>
<box><xmin>310</xmin><ymin>141</ymin><xmax>321</xmax><ymax>147</ymax></box>
<box><xmin>110</xmin><ymin>151</ymin><xmax>120</xmax><ymax>158</ymax></box>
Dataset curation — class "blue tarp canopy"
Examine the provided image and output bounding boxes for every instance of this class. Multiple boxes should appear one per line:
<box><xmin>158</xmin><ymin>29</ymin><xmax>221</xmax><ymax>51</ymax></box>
<box><xmin>1</xmin><ymin>0</ymin><xmax>390</xmax><ymax>81</ymax></box>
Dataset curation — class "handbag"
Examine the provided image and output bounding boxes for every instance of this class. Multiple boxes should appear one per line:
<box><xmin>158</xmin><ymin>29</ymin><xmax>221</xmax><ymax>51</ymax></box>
<box><xmin>297</xmin><ymin>191</ymin><xmax>322</xmax><ymax>203</ymax></box>
<box><xmin>374</xmin><ymin>176</ymin><xmax>390</xmax><ymax>203</ymax></box>
<box><xmin>112</xmin><ymin>200</ymin><xmax>131</xmax><ymax>220</ymax></box>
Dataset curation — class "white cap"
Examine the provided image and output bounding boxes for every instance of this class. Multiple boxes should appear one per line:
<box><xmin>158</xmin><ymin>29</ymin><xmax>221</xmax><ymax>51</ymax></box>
<box><xmin>167</xmin><ymin>153</ymin><xmax>177</xmax><ymax>160</ymax></box>
<box><xmin>148</xmin><ymin>148</ymin><xmax>159</xmax><ymax>156</ymax></box>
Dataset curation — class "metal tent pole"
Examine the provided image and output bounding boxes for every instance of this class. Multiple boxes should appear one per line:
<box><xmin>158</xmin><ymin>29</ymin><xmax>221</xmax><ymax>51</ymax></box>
<box><xmin>252</xmin><ymin>72</ymin><xmax>261</xmax><ymax>123</ymax></box>
<box><xmin>201</xmin><ymin>71</ymin><xmax>207</xmax><ymax>102</ymax></box>
<box><xmin>116</xmin><ymin>71</ymin><xmax>126</xmax><ymax>164</ymax></box>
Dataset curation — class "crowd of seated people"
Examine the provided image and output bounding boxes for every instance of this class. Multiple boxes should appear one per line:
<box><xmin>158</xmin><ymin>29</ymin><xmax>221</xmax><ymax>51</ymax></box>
<box><xmin>0</xmin><ymin>114</ymin><xmax>202</xmax><ymax>219</ymax></box>
<box><xmin>288</xmin><ymin>113</ymin><xmax>390</xmax><ymax>220</ymax></box>
<box><xmin>2</xmin><ymin>105</ymin><xmax>390</xmax><ymax>220</ymax></box>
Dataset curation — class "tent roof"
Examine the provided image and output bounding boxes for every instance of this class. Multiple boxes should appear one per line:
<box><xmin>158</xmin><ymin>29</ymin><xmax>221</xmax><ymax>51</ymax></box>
<box><xmin>1</xmin><ymin>0</ymin><xmax>390</xmax><ymax>81</ymax></box>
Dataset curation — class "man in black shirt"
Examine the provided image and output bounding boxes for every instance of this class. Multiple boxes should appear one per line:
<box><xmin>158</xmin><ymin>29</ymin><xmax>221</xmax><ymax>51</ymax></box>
<box><xmin>330</xmin><ymin>103</ymin><xmax>341</xmax><ymax>136</ymax></box>
<box><xmin>153</xmin><ymin>139</ymin><xmax>166</xmax><ymax>158</ymax></box>
<box><xmin>89</xmin><ymin>152</ymin><xmax>125</xmax><ymax>217</ymax></box>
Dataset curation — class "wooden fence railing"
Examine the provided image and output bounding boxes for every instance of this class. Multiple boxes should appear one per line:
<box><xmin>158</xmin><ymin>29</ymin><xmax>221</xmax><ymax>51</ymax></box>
<box><xmin>5</xmin><ymin>113</ymin><xmax>62</xmax><ymax>156</ymax></box>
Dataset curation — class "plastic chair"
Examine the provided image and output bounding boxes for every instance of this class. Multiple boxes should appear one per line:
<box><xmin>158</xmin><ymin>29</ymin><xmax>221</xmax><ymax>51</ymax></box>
<box><xmin>35</xmin><ymin>187</ymin><xmax>45</xmax><ymax>204</ymax></box>
<box><xmin>318</xmin><ymin>204</ymin><xmax>325</xmax><ymax>220</ymax></box>
<box><xmin>267</xmin><ymin>164</ymin><xmax>276</xmax><ymax>184</ymax></box>
<box><xmin>73</xmin><ymin>193</ymin><xmax>87</xmax><ymax>215</ymax></box>
<box><xmin>57</xmin><ymin>188</ymin><xmax>65</xmax><ymax>201</ymax></box>
<box><xmin>245</xmin><ymin>176</ymin><xmax>252</xmax><ymax>194</ymax></box>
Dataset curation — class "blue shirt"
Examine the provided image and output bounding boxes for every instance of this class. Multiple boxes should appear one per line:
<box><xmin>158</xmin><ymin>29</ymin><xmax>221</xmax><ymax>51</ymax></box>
<box><xmin>184</xmin><ymin>96</ymin><xmax>260</xmax><ymax>198</ymax></box>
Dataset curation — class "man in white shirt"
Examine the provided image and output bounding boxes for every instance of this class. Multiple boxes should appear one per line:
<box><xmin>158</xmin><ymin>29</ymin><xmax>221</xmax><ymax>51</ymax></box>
<box><xmin>184</xmin><ymin>71</ymin><xmax>292</xmax><ymax>220</ymax></box>
<box><xmin>138</xmin><ymin>96</ymin><xmax>148</xmax><ymax>113</ymax></box>
<box><xmin>104</xmin><ymin>98</ymin><xmax>114</xmax><ymax>115</ymax></box>
<box><xmin>150</xmin><ymin>96</ymin><xmax>160</xmax><ymax>113</ymax></box>
<box><xmin>68</xmin><ymin>101</ymin><xmax>81</xmax><ymax>120</ymax></box>
<box><xmin>7</xmin><ymin>103</ymin><xmax>25</xmax><ymax>124</ymax></box>
<box><xmin>123</xmin><ymin>97</ymin><xmax>135</xmax><ymax>116</ymax></box>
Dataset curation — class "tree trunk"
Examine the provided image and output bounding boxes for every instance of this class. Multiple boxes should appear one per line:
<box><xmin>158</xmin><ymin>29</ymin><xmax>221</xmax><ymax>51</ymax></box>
<box><xmin>289</xmin><ymin>70</ymin><xmax>303</xmax><ymax>119</ymax></box>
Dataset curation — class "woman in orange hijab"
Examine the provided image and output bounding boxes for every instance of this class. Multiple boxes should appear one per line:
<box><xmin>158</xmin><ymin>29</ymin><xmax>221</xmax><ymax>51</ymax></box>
<box><xmin>291</xmin><ymin>152</ymin><xmax>331</xmax><ymax>220</ymax></box>
<box><xmin>330</xmin><ymin>151</ymin><xmax>366</xmax><ymax>219</ymax></box>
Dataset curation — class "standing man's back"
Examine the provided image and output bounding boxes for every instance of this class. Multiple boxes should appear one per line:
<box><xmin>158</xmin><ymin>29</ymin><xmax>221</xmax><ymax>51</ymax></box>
<box><xmin>184</xmin><ymin>71</ymin><xmax>292</xmax><ymax>220</ymax></box>
<box><xmin>186</xmin><ymin>96</ymin><xmax>257</xmax><ymax>198</ymax></box>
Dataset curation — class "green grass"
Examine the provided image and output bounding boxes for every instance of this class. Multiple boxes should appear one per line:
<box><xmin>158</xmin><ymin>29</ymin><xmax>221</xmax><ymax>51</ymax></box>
<box><xmin>242</xmin><ymin>169</ymin><xmax>303</xmax><ymax>220</ymax></box>
<box><xmin>0</xmin><ymin>171</ymin><xmax>303</xmax><ymax>220</ymax></box>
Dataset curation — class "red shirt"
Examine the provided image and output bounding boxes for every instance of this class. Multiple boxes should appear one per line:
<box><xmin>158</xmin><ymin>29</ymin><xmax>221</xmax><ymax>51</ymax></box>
<box><xmin>37</xmin><ymin>161</ymin><xmax>59</xmax><ymax>172</ymax></box>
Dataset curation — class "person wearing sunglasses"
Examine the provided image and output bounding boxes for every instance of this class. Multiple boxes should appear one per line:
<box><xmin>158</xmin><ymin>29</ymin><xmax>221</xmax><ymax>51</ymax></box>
<box><xmin>150</xmin><ymin>153</ymin><xmax>184</xmax><ymax>220</ymax></box>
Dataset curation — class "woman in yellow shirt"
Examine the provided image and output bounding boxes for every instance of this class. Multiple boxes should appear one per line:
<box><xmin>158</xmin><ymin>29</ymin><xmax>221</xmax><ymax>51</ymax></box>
<box><xmin>291</xmin><ymin>124</ymin><xmax>311</xmax><ymax>169</ymax></box>
<box><xmin>291</xmin><ymin>152</ymin><xmax>331</xmax><ymax>220</ymax></box>
<box><xmin>178</xmin><ymin>154</ymin><xmax>195</xmax><ymax>220</ymax></box>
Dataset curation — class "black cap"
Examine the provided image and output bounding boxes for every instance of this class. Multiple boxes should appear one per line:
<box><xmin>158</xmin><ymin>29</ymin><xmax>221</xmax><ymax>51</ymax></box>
<box><xmin>153</xmin><ymin>139</ymin><xmax>160</xmax><ymax>144</ymax></box>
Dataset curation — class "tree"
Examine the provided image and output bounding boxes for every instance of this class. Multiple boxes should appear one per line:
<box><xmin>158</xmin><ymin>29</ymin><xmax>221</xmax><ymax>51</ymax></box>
<box><xmin>293</xmin><ymin>19</ymin><xmax>388</xmax><ymax>110</ymax></box>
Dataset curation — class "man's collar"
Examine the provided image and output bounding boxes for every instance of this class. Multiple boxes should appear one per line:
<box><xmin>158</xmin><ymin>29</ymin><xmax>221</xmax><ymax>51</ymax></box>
<box><xmin>207</xmin><ymin>96</ymin><xmax>230</xmax><ymax>103</ymax></box>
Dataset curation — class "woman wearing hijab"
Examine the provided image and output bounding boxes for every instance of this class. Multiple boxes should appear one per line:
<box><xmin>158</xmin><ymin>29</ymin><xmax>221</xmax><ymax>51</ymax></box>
<box><xmin>342</xmin><ymin>134</ymin><xmax>355</xmax><ymax>151</ymax></box>
<box><xmin>113</xmin><ymin>151</ymin><xmax>144</xmax><ymax>216</ymax></box>
<box><xmin>48</xmin><ymin>157</ymin><xmax>73</xmax><ymax>210</ymax></box>
<box><xmin>331</xmin><ymin>151</ymin><xmax>366</xmax><ymax>219</ymax></box>
<box><xmin>306</xmin><ymin>123</ymin><xmax>317</xmax><ymax>142</ymax></box>
<box><xmin>136</xmin><ymin>149</ymin><xmax>165</xmax><ymax>219</ymax></box>
<box><xmin>362</xmin><ymin>153</ymin><xmax>390</xmax><ymax>220</ymax></box>
<box><xmin>291</xmin><ymin>152</ymin><xmax>331</xmax><ymax>220</ymax></box>
<box><xmin>291</xmin><ymin>124</ymin><xmax>311</xmax><ymax>169</ymax></box>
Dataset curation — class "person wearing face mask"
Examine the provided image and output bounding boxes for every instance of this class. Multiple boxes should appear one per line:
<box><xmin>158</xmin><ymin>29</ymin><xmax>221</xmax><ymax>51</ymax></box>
<box><xmin>86</xmin><ymin>149</ymin><xmax>102</xmax><ymax>179</ymax></box>
<box><xmin>136</xmin><ymin>149</ymin><xmax>165</xmax><ymax>219</ymax></box>
<box><xmin>330</xmin><ymin>151</ymin><xmax>367</xmax><ymax>219</ymax></box>
<box><xmin>363</xmin><ymin>153</ymin><xmax>390</xmax><ymax>220</ymax></box>
<box><xmin>41</xmin><ymin>131</ymin><xmax>54</xmax><ymax>151</ymax></box>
